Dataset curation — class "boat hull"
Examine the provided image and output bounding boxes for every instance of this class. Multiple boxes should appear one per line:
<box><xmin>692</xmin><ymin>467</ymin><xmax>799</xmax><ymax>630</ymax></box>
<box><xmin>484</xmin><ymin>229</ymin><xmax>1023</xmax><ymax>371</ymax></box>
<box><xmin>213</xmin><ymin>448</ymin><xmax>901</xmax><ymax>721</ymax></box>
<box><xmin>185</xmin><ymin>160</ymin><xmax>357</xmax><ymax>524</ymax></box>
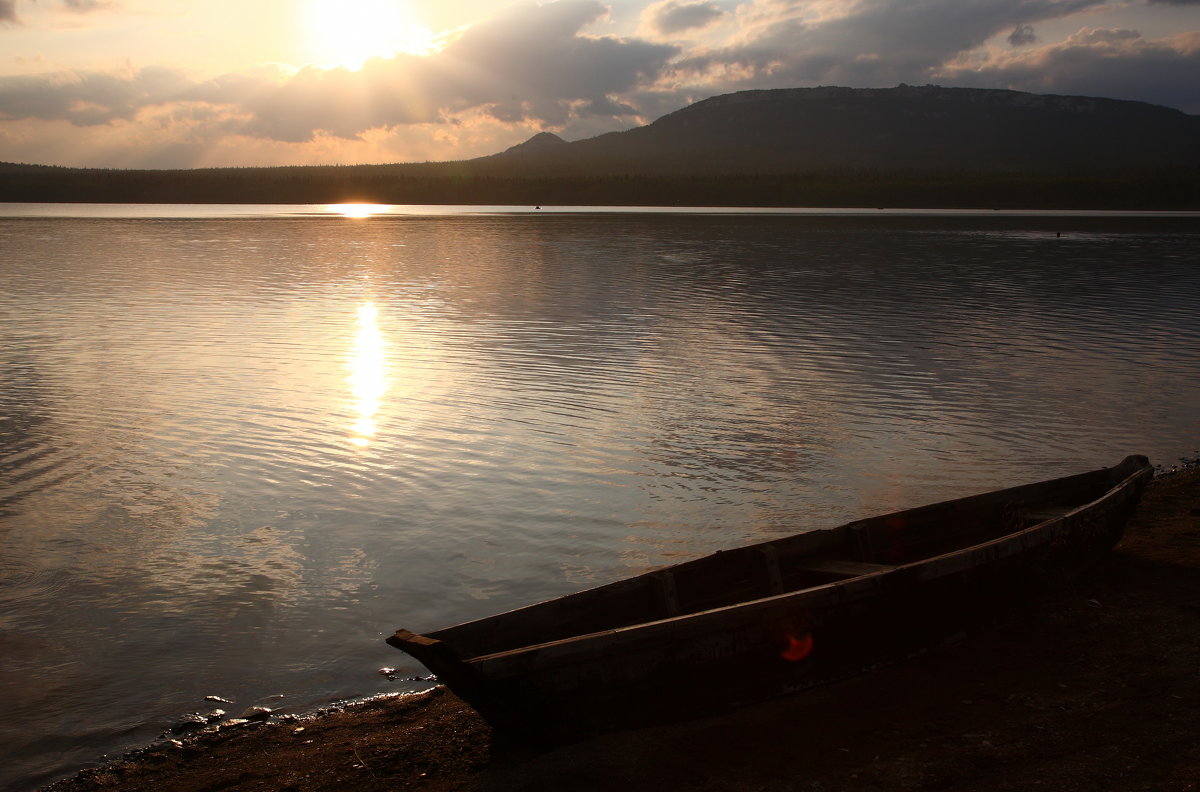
<box><xmin>388</xmin><ymin>455</ymin><xmax>1152</xmax><ymax>741</ymax></box>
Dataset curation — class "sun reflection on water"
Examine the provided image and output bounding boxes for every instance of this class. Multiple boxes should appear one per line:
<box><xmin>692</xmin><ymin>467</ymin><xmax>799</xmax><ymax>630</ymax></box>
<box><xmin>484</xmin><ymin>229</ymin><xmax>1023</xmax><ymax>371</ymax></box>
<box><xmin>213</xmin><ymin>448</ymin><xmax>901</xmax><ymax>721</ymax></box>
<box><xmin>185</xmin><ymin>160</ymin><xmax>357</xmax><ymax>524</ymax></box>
<box><xmin>348</xmin><ymin>301</ymin><xmax>387</xmax><ymax>448</ymax></box>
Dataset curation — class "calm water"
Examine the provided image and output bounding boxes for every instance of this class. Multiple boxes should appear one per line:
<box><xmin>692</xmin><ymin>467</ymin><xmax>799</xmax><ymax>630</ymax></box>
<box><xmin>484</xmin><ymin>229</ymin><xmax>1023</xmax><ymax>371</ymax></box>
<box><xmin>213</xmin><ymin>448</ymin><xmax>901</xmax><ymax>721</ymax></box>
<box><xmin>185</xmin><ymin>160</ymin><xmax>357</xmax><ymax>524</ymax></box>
<box><xmin>1</xmin><ymin>205</ymin><xmax>1198</xmax><ymax>790</ymax></box>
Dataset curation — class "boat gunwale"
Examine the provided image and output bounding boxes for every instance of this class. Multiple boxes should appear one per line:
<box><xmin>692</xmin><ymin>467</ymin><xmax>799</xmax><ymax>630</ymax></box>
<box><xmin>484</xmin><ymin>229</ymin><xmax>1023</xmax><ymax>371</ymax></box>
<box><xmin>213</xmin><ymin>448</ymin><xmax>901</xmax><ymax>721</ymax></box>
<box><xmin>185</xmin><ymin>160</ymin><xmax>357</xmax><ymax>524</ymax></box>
<box><xmin>410</xmin><ymin>457</ymin><xmax>1151</xmax><ymax>668</ymax></box>
<box><xmin>421</xmin><ymin>465</ymin><xmax>1100</xmax><ymax>646</ymax></box>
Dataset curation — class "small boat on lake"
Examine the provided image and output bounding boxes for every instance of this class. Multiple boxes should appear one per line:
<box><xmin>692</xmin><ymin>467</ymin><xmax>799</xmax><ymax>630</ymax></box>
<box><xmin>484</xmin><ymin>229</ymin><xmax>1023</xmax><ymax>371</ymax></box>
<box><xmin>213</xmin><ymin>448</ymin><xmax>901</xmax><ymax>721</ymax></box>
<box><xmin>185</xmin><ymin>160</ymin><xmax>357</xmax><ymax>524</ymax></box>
<box><xmin>387</xmin><ymin>455</ymin><xmax>1153</xmax><ymax>741</ymax></box>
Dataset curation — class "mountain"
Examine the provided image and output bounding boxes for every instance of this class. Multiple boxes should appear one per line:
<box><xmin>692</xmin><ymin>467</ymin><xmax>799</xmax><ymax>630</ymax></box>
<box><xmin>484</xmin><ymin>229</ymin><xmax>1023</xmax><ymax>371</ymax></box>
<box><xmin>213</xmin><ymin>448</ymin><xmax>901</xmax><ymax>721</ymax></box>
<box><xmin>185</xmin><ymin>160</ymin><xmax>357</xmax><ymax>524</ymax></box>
<box><xmin>2</xmin><ymin>85</ymin><xmax>1198</xmax><ymax>208</ymax></box>
<box><xmin>494</xmin><ymin>131</ymin><xmax>567</xmax><ymax>156</ymax></box>
<box><xmin>481</xmin><ymin>85</ymin><xmax>1200</xmax><ymax>175</ymax></box>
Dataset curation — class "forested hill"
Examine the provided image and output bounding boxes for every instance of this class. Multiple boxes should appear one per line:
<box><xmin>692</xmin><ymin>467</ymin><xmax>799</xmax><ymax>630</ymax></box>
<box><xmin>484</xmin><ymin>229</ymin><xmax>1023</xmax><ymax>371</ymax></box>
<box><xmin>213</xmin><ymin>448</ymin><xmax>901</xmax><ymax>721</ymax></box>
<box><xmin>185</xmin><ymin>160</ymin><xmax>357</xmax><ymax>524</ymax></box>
<box><xmin>482</xmin><ymin>84</ymin><xmax>1200</xmax><ymax>175</ymax></box>
<box><xmin>2</xmin><ymin>85</ymin><xmax>1198</xmax><ymax>208</ymax></box>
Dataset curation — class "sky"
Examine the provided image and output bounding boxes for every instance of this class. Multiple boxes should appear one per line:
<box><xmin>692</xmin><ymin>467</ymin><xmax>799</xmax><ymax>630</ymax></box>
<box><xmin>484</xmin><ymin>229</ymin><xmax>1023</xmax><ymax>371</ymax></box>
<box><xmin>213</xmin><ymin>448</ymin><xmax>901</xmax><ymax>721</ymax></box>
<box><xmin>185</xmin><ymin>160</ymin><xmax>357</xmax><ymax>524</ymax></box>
<box><xmin>1</xmin><ymin>0</ymin><xmax>1198</xmax><ymax>169</ymax></box>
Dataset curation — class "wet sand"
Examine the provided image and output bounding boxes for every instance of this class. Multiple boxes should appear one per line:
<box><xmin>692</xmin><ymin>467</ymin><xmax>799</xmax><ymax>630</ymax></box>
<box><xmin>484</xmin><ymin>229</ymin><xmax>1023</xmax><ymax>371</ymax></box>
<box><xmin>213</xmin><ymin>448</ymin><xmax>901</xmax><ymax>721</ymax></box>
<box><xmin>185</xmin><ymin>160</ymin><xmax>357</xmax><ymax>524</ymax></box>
<box><xmin>44</xmin><ymin>468</ymin><xmax>1200</xmax><ymax>792</ymax></box>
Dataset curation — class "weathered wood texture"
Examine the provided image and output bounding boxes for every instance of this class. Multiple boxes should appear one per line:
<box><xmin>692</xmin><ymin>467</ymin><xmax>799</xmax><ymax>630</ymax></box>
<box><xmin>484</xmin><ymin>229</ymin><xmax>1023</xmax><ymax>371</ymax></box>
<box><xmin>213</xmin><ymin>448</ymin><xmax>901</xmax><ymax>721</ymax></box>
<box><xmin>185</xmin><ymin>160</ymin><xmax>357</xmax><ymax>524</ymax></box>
<box><xmin>387</xmin><ymin>455</ymin><xmax>1152</xmax><ymax>742</ymax></box>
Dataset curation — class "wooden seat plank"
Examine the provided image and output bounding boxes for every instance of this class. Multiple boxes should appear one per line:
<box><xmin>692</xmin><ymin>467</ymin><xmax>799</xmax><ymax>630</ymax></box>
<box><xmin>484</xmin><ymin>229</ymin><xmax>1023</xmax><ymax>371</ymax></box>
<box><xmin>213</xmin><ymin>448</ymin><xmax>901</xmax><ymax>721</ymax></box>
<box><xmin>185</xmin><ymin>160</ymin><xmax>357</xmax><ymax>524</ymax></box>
<box><xmin>797</xmin><ymin>559</ymin><xmax>898</xmax><ymax>577</ymax></box>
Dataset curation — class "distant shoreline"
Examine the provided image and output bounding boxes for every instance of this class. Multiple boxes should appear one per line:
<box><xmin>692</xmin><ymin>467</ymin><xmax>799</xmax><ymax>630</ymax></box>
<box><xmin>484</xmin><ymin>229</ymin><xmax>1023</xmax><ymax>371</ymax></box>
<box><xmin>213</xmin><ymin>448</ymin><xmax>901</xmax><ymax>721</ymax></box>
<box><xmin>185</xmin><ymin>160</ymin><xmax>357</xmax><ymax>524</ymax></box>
<box><xmin>2</xmin><ymin>167</ymin><xmax>1197</xmax><ymax>211</ymax></box>
<box><xmin>3</xmin><ymin>202</ymin><xmax>1200</xmax><ymax>220</ymax></box>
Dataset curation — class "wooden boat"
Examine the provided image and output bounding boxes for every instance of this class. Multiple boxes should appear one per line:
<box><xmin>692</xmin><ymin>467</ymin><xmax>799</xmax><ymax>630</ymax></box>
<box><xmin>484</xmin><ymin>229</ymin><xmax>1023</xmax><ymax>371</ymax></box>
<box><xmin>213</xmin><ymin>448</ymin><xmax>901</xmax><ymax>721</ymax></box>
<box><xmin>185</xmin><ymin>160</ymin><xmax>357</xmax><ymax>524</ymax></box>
<box><xmin>387</xmin><ymin>455</ymin><xmax>1152</xmax><ymax>741</ymax></box>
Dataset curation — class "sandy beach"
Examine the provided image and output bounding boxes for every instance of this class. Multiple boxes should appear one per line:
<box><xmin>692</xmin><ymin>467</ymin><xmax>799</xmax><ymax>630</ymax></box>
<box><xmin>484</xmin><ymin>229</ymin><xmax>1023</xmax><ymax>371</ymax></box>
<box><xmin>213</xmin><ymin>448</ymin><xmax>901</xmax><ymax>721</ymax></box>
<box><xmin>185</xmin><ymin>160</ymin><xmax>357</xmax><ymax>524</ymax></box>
<box><xmin>43</xmin><ymin>466</ymin><xmax>1199</xmax><ymax>792</ymax></box>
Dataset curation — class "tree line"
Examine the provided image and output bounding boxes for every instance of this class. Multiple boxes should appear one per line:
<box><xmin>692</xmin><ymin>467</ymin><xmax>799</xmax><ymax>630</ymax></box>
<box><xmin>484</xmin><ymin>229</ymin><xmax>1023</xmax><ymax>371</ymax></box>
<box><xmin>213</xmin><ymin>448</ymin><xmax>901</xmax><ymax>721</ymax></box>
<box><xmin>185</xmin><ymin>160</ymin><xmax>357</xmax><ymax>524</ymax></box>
<box><xmin>1</xmin><ymin>162</ymin><xmax>1196</xmax><ymax>209</ymax></box>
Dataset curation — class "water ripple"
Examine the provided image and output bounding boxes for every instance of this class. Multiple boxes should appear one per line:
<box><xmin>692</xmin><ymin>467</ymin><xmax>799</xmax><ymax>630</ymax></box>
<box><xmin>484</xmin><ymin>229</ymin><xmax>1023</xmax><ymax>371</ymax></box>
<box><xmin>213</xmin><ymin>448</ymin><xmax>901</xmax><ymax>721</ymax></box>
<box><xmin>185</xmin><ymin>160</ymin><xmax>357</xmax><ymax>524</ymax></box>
<box><xmin>1</xmin><ymin>212</ymin><xmax>1199</xmax><ymax>790</ymax></box>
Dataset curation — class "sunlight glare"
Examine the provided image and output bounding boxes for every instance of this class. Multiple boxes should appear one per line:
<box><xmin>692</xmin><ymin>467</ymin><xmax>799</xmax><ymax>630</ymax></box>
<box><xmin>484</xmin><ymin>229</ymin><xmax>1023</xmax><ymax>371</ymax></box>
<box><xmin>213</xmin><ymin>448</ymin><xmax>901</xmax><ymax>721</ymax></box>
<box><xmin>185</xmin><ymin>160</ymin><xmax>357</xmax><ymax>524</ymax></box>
<box><xmin>330</xmin><ymin>203</ymin><xmax>388</xmax><ymax>218</ymax></box>
<box><xmin>304</xmin><ymin>0</ymin><xmax>437</xmax><ymax>69</ymax></box>
<box><xmin>348</xmin><ymin>301</ymin><xmax>387</xmax><ymax>448</ymax></box>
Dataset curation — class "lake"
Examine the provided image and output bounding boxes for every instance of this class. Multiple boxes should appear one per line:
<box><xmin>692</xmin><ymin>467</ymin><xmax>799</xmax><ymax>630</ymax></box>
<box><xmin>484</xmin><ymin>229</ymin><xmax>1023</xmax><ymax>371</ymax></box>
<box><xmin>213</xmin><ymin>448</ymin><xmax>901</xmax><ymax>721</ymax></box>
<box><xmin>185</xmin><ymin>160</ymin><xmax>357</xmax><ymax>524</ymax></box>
<box><xmin>1</xmin><ymin>204</ymin><xmax>1198</xmax><ymax>790</ymax></box>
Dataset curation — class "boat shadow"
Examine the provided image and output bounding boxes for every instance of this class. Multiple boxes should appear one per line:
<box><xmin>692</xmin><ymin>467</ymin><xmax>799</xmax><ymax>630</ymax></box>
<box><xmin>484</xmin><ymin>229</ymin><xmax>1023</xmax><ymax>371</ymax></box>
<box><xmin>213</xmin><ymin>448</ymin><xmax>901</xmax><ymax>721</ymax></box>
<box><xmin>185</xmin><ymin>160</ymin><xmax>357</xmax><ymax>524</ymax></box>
<box><xmin>471</xmin><ymin>548</ymin><xmax>1200</xmax><ymax>791</ymax></box>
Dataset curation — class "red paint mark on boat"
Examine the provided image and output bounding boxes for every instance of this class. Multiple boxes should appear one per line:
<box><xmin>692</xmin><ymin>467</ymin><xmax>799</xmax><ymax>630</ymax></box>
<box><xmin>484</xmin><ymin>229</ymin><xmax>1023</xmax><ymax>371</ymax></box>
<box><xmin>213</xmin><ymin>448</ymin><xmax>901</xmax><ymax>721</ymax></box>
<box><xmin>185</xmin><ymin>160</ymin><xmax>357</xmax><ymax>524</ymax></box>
<box><xmin>781</xmin><ymin>633</ymin><xmax>814</xmax><ymax>662</ymax></box>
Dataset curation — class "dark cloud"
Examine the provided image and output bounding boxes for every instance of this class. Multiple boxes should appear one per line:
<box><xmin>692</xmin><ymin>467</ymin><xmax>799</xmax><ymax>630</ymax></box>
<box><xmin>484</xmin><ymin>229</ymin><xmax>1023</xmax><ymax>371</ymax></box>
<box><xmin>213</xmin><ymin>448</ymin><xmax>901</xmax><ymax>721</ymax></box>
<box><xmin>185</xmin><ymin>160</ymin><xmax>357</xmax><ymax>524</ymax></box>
<box><xmin>1009</xmin><ymin>24</ymin><xmax>1038</xmax><ymax>46</ymax></box>
<box><xmin>1</xmin><ymin>0</ymin><xmax>17</xmax><ymax>23</ymax></box>
<box><xmin>0</xmin><ymin>1</ymin><xmax>676</xmax><ymax>142</ymax></box>
<box><xmin>939</xmin><ymin>29</ymin><xmax>1200</xmax><ymax>113</ymax></box>
<box><xmin>437</xmin><ymin>1</ymin><xmax>675</xmax><ymax>110</ymax></box>
<box><xmin>646</xmin><ymin>0</ymin><xmax>724</xmax><ymax>36</ymax></box>
<box><xmin>677</xmin><ymin>0</ymin><xmax>1109</xmax><ymax>89</ymax></box>
<box><xmin>1146</xmin><ymin>0</ymin><xmax>1200</xmax><ymax>6</ymax></box>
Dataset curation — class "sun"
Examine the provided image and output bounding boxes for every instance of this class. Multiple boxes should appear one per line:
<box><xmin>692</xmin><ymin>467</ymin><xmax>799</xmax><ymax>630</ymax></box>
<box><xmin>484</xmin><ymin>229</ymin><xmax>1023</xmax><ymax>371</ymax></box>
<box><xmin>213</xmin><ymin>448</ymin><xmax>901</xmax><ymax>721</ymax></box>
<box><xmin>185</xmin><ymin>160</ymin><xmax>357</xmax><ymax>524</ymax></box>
<box><xmin>303</xmin><ymin>0</ymin><xmax>436</xmax><ymax>70</ymax></box>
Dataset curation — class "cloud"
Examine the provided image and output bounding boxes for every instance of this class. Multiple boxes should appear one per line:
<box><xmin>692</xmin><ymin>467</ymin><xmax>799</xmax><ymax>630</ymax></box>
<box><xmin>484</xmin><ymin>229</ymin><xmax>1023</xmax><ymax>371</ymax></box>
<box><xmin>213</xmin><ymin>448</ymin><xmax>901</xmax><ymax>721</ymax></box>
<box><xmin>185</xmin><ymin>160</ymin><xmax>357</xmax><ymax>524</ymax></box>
<box><xmin>62</xmin><ymin>0</ymin><xmax>113</xmax><ymax>11</ymax></box>
<box><xmin>234</xmin><ymin>1</ymin><xmax>676</xmax><ymax>141</ymax></box>
<box><xmin>0</xmin><ymin>0</ymin><xmax>114</xmax><ymax>22</ymax></box>
<box><xmin>1009</xmin><ymin>24</ymin><xmax>1038</xmax><ymax>46</ymax></box>
<box><xmin>3</xmin><ymin>0</ymin><xmax>1199</xmax><ymax>169</ymax></box>
<box><xmin>938</xmin><ymin>28</ymin><xmax>1200</xmax><ymax>113</ymax></box>
<box><xmin>675</xmin><ymin>0</ymin><xmax>1110</xmax><ymax>90</ymax></box>
<box><xmin>0</xmin><ymin>66</ymin><xmax>196</xmax><ymax>125</ymax></box>
<box><xmin>651</xmin><ymin>0</ymin><xmax>1200</xmax><ymax>123</ymax></box>
<box><xmin>436</xmin><ymin>1</ymin><xmax>675</xmax><ymax>111</ymax></box>
<box><xmin>1067</xmin><ymin>27</ymin><xmax>1142</xmax><ymax>45</ymax></box>
<box><xmin>0</xmin><ymin>1</ymin><xmax>677</xmax><ymax>144</ymax></box>
<box><xmin>643</xmin><ymin>0</ymin><xmax>725</xmax><ymax>36</ymax></box>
